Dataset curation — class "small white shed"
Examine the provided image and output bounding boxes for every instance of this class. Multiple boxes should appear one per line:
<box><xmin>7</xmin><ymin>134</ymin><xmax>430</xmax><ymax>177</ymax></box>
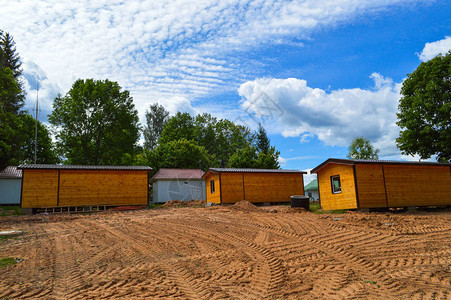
<box><xmin>151</xmin><ymin>169</ymin><xmax>206</xmax><ymax>203</ymax></box>
<box><xmin>0</xmin><ymin>166</ymin><xmax>22</xmax><ymax>205</ymax></box>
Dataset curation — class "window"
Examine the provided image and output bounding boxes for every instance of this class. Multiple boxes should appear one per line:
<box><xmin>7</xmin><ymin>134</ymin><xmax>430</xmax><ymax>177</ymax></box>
<box><xmin>331</xmin><ymin>175</ymin><xmax>341</xmax><ymax>194</ymax></box>
<box><xmin>210</xmin><ymin>180</ymin><xmax>215</xmax><ymax>193</ymax></box>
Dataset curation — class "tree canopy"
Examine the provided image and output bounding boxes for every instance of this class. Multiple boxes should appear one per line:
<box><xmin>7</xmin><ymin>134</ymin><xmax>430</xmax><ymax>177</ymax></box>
<box><xmin>396</xmin><ymin>51</ymin><xmax>451</xmax><ymax>162</ymax></box>
<box><xmin>147</xmin><ymin>139</ymin><xmax>215</xmax><ymax>170</ymax></box>
<box><xmin>143</xmin><ymin>103</ymin><xmax>169</xmax><ymax>150</ymax></box>
<box><xmin>347</xmin><ymin>137</ymin><xmax>380</xmax><ymax>160</ymax></box>
<box><xmin>49</xmin><ymin>79</ymin><xmax>140</xmax><ymax>165</ymax></box>
<box><xmin>255</xmin><ymin>123</ymin><xmax>270</xmax><ymax>154</ymax></box>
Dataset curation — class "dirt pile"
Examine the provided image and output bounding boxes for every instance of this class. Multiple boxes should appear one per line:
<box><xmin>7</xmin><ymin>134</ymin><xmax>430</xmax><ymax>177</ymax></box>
<box><xmin>162</xmin><ymin>200</ymin><xmax>205</xmax><ymax>208</ymax></box>
<box><xmin>230</xmin><ymin>200</ymin><xmax>260</xmax><ymax>212</ymax></box>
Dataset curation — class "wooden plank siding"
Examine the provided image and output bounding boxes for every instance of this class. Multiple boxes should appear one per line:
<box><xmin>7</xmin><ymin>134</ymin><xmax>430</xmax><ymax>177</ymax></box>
<box><xmin>205</xmin><ymin>173</ymin><xmax>221</xmax><ymax>204</ymax></box>
<box><xmin>21</xmin><ymin>169</ymin><xmax>148</xmax><ymax>208</ymax></box>
<box><xmin>317</xmin><ymin>164</ymin><xmax>357</xmax><ymax>210</ymax></box>
<box><xmin>21</xmin><ymin>170</ymin><xmax>59</xmax><ymax>208</ymax></box>
<box><xmin>59</xmin><ymin>170</ymin><xmax>148</xmax><ymax>206</ymax></box>
<box><xmin>384</xmin><ymin>165</ymin><xmax>451</xmax><ymax>207</ymax></box>
<box><xmin>243</xmin><ymin>173</ymin><xmax>304</xmax><ymax>203</ymax></box>
<box><xmin>221</xmin><ymin>173</ymin><xmax>244</xmax><ymax>204</ymax></box>
<box><xmin>355</xmin><ymin>164</ymin><xmax>387</xmax><ymax>208</ymax></box>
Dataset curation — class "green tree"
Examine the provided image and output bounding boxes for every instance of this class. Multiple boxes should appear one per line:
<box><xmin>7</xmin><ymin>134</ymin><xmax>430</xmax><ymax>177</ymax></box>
<box><xmin>396</xmin><ymin>51</ymin><xmax>451</xmax><ymax>162</ymax></box>
<box><xmin>0</xmin><ymin>65</ymin><xmax>23</xmax><ymax>169</ymax></box>
<box><xmin>213</xmin><ymin>119</ymin><xmax>252</xmax><ymax>166</ymax></box>
<box><xmin>147</xmin><ymin>139</ymin><xmax>215</xmax><ymax>171</ymax></box>
<box><xmin>143</xmin><ymin>103</ymin><xmax>169</xmax><ymax>150</ymax></box>
<box><xmin>0</xmin><ymin>31</ymin><xmax>23</xmax><ymax>80</ymax></box>
<box><xmin>15</xmin><ymin>114</ymin><xmax>58</xmax><ymax>164</ymax></box>
<box><xmin>158</xmin><ymin>112</ymin><xmax>195</xmax><ymax>145</ymax></box>
<box><xmin>194</xmin><ymin>113</ymin><xmax>218</xmax><ymax>154</ymax></box>
<box><xmin>257</xmin><ymin>146</ymin><xmax>280</xmax><ymax>169</ymax></box>
<box><xmin>347</xmin><ymin>137</ymin><xmax>380</xmax><ymax>160</ymax></box>
<box><xmin>0</xmin><ymin>31</ymin><xmax>24</xmax><ymax>114</ymax></box>
<box><xmin>255</xmin><ymin>123</ymin><xmax>270</xmax><ymax>154</ymax></box>
<box><xmin>228</xmin><ymin>145</ymin><xmax>259</xmax><ymax>168</ymax></box>
<box><xmin>49</xmin><ymin>79</ymin><xmax>140</xmax><ymax>165</ymax></box>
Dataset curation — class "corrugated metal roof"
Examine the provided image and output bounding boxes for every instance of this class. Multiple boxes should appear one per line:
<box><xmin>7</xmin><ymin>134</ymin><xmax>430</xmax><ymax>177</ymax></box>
<box><xmin>18</xmin><ymin>164</ymin><xmax>152</xmax><ymax>171</ymax></box>
<box><xmin>0</xmin><ymin>166</ymin><xmax>22</xmax><ymax>178</ymax></box>
<box><xmin>304</xmin><ymin>179</ymin><xmax>318</xmax><ymax>191</ymax></box>
<box><xmin>311</xmin><ymin>158</ymin><xmax>451</xmax><ymax>173</ymax></box>
<box><xmin>151</xmin><ymin>169</ymin><xmax>205</xmax><ymax>180</ymax></box>
<box><xmin>205</xmin><ymin>168</ymin><xmax>307</xmax><ymax>175</ymax></box>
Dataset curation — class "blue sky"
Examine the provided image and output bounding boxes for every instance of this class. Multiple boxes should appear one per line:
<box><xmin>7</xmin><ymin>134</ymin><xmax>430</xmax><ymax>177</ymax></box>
<box><xmin>1</xmin><ymin>0</ymin><xmax>450</xmax><ymax>181</ymax></box>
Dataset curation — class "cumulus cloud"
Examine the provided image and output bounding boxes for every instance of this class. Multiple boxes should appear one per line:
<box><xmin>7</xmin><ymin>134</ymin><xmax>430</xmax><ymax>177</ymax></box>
<box><xmin>238</xmin><ymin>74</ymin><xmax>402</xmax><ymax>156</ymax></box>
<box><xmin>0</xmin><ymin>0</ymin><xmax>421</xmax><ymax>119</ymax></box>
<box><xmin>418</xmin><ymin>36</ymin><xmax>451</xmax><ymax>61</ymax></box>
<box><xmin>302</xmin><ymin>169</ymin><xmax>317</xmax><ymax>186</ymax></box>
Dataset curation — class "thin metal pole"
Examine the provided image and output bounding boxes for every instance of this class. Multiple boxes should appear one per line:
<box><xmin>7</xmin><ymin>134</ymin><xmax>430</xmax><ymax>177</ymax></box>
<box><xmin>34</xmin><ymin>82</ymin><xmax>38</xmax><ymax>164</ymax></box>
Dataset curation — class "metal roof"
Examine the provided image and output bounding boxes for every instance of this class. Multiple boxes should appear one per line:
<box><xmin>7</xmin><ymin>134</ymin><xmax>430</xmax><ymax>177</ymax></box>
<box><xmin>304</xmin><ymin>179</ymin><xmax>318</xmax><ymax>191</ymax></box>
<box><xmin>18</xmin><ymin>164</ymin><xmax>152</xmax><ymax>171</ymax></box>
<box><xmin>203</xmin><ymin>168</ymin><xmax>306</xmax><ymax>178</ymax></box>
<box><xmin>0</xmin><ymin>166</ymin><xmax>22</xmax><ymax>178</ymax></box>
<box><xmin>311</xmin><ymin>158</ymin><xmax>451</xmax><ymax>173</ymax></box>
<box><xmin>151</xmin><ymin>168</ymin><xmax>205</xmax><ymax>180</ymax></box>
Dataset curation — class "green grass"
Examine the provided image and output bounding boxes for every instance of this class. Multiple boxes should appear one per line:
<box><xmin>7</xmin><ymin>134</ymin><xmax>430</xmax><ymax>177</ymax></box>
<box><xmin>0</xmin><ymin>257</ymin><xmax>17</xmax><ymax>269</ymax></box>
<box><xmin>0</xmin><ymin>206</ymin><xmax>23</xmax><ymax>217</ymax></box>
<box><xmin>309</xmin><ymin>203</ymin><xmax>348</xmax><ymax>214</ymax></box>
<box><xmin>148</xmin><ymin>203</ymin><xmax>163</xmax><ymax>209</ymax></box>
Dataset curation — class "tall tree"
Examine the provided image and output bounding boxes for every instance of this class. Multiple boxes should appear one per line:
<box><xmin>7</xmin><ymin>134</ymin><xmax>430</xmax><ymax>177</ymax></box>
<box><xmin>15</xmin><ymin>114</ymin><xmax>58</xmax><ymax>164</ymax></box>
<box><xmin>228</xmin><ymin>145</ymin><xmax>259</xmax><ymax>168</ymax></box>
<box><xmin>347</xmin><ymin>137</ymin><xmax>380</xmax><ymax>160</ymax></box>
<box><xmin>158</xmin><ymin>112</ymin><xmax>196</xmax><ymax>145</ymax></box>
<box><xmin>0</xmin><ymin>31</ymin><xmax>23</xmax><ymax>80</ymax></box>
<box><xmin>257</xmin><ymin>146</ymin><xmax>280</xmax><ymax>169</ymax></box>
<box><xmin>143</xmin><ymin>103</ymin><xmax>169</xmax><ymax>150</ymax></box>
<box><xmin>0</xmin><ymin>42</ymin><xmax>25</xmax><ymax>169</ymax></box>
<box><xmin>255</xmin><ymin>123</ymin><xmax>270</xmax><ymax>154</ymax></box>
<box><xmin>147</xmin><ymin>139</ymin><xmax>215</xmax><ymax>171</ymax></box>
<box><xmin>49</xmin><ymin>79</ymin><xmax>140</xmax><ymax>165</ymax></box>
<box><xmin>213</xmin><ymin>119</ymin><xmax>252</xmax><ymax>166</ymax></box>
<box><xmin>0</xmin><ymin>30</ymin><xmax>24</xmax><ymax>115</ymax></box>
<box><xmin>396</xmin><ymin>51</ymin><xmax>451</xmax><ymax>162</ymax></box>
<box><xmin>194</xmin><ymin>113</ymin><xmax>218</xmax><ymax>154</ymax></box>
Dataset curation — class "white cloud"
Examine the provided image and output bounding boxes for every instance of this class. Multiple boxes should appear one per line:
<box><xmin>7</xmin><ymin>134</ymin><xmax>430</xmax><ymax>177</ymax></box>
<box><xmin>0</xmin><ymin>0</ymin><xmax>422</xmax><ymax>119</ymax></box>
<box><xmin>302</xmin><ymin>169</ymin><xmax>317</xmax><ymax>186</ymax></box>
<box><xmin>300</xmin><ymin>133</ymin><xmax>314</xmax><ymax>144</ymax></box>
<box><xmin>278</xmin><ymin>156</ymin><xmax>287</xmax><ymax>166</ymax></box>
<box><xmin>418</xmin><ymin>36</ymin><xmax>451</xmax><ymax>61</ymax></box>
<box><xmin>238</xmin><ymin>74</ymin><xmax>402</xmax><ymax>156</ymax></box>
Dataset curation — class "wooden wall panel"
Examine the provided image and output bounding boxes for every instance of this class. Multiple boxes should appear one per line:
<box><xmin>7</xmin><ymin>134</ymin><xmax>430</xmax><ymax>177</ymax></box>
<box><xmin>59</xmin><ymin>170</ymin><xmax>148</xmax><ymax>206</ymax></box>
<box><xmin>221</xmin><ymin>173</ymin><xmax>244</xmax><ymax>204</ymax></box>
<box><xmin>317</xmin><ymin>164</ymin><xmax>357</xmax><ymax>210</ymax></box>
<box><xmin>384</xmin><ymin>165</ymin><xmax>451</xmax><ymax>207</ymax></box>
<box><xmin>355</xmin><ymin>164</ymin><xmax>387</xmax><ymax>208</ymax></box>
<box><xmin>205</xmin><ymin>173</ymin><xmax>221</xmax><ymax>204</ymax></box>
<box><xmin>21</xmin><ymin>170</ymin><xmax>58</xmax><ymax>208</ymax></box>
<box><xmin>243</xmin><ymin>173</ymin><xmax>304</xmax><ymax>203</ymax></box>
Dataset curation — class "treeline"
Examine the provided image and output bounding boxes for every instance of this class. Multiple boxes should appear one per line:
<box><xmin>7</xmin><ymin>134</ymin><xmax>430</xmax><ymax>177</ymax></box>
<box><xmin>139</xmin><ymin>106</ymin><xmax>280</xmax><ymax>170</ymax></box>
<box><xmin>0</xmin><ymin>30</ymin><xmax>280</xmax><ymax>171</ymax></box>
<box><xmin>0</xmin><ymin>30</ymin><xmax>57</xmax><ymax>170</ymax></box>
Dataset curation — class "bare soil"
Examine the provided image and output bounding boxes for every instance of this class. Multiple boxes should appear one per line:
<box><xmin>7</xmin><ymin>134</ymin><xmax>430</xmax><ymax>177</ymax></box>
<box><xmin>0</xmin><ymin>205</ymin><xmax>450</xmax><ymax>299</ymax></box>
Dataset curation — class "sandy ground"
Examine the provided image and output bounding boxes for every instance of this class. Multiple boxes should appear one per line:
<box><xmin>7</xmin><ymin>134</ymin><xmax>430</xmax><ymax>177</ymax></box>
<box><xmin>0</xmin><ymin>203</ymin><xmax>450</xmax><ymax>299</ymax></box>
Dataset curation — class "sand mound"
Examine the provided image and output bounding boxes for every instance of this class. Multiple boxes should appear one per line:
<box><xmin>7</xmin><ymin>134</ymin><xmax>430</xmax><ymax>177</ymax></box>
<box><xmin>231</xmin><ymin>200</ymin><xmax>260</xmax><ymax>211</ymax></box>
<box><xmin>162</xmin><ymin>200</ymin><xmax>205</xmax><ymax>208</ymax></box>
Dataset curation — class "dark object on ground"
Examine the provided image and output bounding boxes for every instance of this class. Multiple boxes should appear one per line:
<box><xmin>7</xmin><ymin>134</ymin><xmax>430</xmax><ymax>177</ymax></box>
<box><xmin>291</xmin><ymin>195</ymin><xmax>310</xmax><ymax>210</ymax></box>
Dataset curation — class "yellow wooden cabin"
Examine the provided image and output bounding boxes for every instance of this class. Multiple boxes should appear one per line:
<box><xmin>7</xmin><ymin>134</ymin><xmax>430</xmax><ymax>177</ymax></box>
<box><xmin>311</xmin><ymin>159</ymin><xmax>451</xmax><ymax>210</ymax></box>
<box><xmin>18</xmin><ymin>164</ymin><xmax>151</xmax><ymax>208</ymax></box>
<box><xmin>202</xmin><ymin>168</ymin><xmax>306</xmax><ymax>204</ymax></box>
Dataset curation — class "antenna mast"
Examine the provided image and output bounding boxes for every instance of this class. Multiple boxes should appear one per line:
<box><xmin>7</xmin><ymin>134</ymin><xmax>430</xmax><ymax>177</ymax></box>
<box><xmin>34</xmin><ymin>82</ymin><xmax>38</xmax><ymax>164</ymax></box>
